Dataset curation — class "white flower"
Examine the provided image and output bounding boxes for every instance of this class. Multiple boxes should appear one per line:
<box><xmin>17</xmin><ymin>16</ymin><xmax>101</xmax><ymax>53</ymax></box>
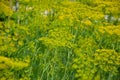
<box><xmin>26</xmin><ymin>7</ymin><xmax>33</xmax><ymax>11</ymax></box>
<box><xmin>118</xmin><ymin>18</ymin><xmax>120</xmax><ymax>22</ymax></box>
<box><xmin>44</xmin><ymin>10</ymin><xmax>49</xmax><ymax>15</ymax></box>
<box><xmin>111</xmin><ymin>17</ymin><xmax>116</xmax><ymax>21</ymax></box>
<box><xmin>104</xmin><ymin>15</ymin><xmax>109</xmax><ymax>20</ymax></box>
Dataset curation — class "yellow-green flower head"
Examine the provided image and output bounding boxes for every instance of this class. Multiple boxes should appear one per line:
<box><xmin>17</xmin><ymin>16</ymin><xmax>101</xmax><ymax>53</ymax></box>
<box><xmin>82</xmin><ymin>19</ymin><xmax>92</xmax><ymax>26</ymax></box>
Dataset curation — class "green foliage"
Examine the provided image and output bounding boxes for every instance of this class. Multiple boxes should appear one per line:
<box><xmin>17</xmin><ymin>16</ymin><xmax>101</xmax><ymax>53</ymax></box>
<box><xmin>73</xmin><ymin>49</ymin><xmax>120</xmax><ymax>80</ymax></box>
<box><xmin>0</xmin><ymin>1</ymin><xmax>13</xmax><ymax>17</ymax></box>
<box><xmin>0</xmin><ymin>0</ymin><xmax>120</xmax><ymax>80</ymax></box>
<box><xmin>0</xmin><ymin>56</ymin><xmax>29</xmax><ymax>80</ymax></box>
<box><xmin>39</xmin><ymin>28</ymin><xmax>75</xmax><ymax>48</ymax></box>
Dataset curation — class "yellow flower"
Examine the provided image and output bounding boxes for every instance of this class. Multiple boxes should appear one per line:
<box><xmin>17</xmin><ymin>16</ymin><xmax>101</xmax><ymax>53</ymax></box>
<box><xmin>0</xmin><ymin>2</ymin><xmax>13</xmax><ymax>16</ymax></box>
<box><xmin>5</xmin><ymin>29</ymin><xmax>10</xmax><ymax>33</ymax></box>
<box><xmin>83</xmin><ymin>20</ymin><xmax>92</xmax><ymax>26</ymax></box>
<box><xmin>13</xmin><ymin>36</ymin><xmax>18</xmax><ymax>41</ymax></box>
<box><xmin>0</xmin><ymin>45</ymin><xmax>7</xmax><ymax>51</ymax></box>
<box><xmin>18</xmin><ymin>41</ymin><xmax>24</xmax><ymax>46</ymax></box>
<box><xmin>114</xmin><ymin>29</ymin><xmax>120</xmax><ymax>36</ymax></box>
<box><xmin>24</xmin><ymin>0</ymin><xmax>30</xmax><ymax>2</ymax></box>
<box><xmin>59</xmin><ymin>15</ymin><xmax>64</xmax><ymax>20</ymax></box>
<box><xmin>9</xmin><ymin>42</ymin><xmax>15</xmax><ymax>47</ymax></box>
<box><xmin>99</xmin><ymin>29</ymin><xmax>105</xmax><ymax>33</ymax></box>
<box><xmin>107</xmin><ymin>30</ymin><xmax>113</xmax><ymax>35</ymax></box>
<box><xmin>0</xmin><ymin>39</ymin><xmax>3</xmax><ymax>45</ymax></box>
<box><xmin>72</xmin><ymin>64</ymin><xmax>78</xmax><ymax>69</ymax></box>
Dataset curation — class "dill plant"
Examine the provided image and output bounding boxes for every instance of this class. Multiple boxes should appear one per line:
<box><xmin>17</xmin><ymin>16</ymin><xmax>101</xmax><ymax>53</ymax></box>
<box><xmin>0</xmin><ymin>0</ymin><xmax>120</xmax><ymax>80</ymax></box>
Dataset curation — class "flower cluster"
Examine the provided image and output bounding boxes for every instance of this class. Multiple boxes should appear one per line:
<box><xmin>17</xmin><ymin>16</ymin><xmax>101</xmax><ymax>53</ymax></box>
<box><xmin>99</xmin><ymin>25</ymin><xmax>120</xmax><ymax>36</ymax></box>
<box><xmin>39</xmin><ymin>28</ymin><xmax>75</xmax><ymax>48</ymax></box>
<box><xmin>73</xmin><ymin>49</ymin><xmax>120</xmax><ymax>80</ymax></box>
